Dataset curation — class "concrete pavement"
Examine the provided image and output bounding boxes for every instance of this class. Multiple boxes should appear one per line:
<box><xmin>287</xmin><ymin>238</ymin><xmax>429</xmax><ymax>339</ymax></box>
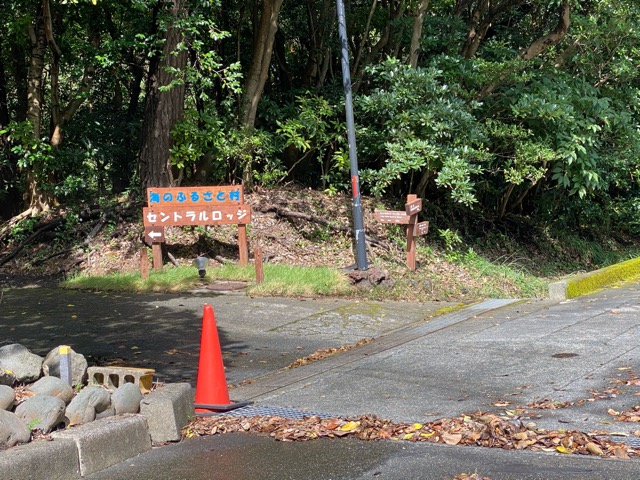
<box><xmin>85</xmin><ymin>433</ymin><xmax>638</xmax><ymax>480</ymax></box>
<box><xmin>1</xmin><ymin>276</ymin><xmax>640</xmax><ymax>478</ymax></box>
<box><xmin>231</xmin><ymin>287</ymin><xmax>640</xmax><ymax>437</ymax></box>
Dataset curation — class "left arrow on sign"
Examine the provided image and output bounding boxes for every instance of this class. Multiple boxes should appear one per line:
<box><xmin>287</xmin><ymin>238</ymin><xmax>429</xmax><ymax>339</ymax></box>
<box><xmin>144</xmin><ymin>227</ymin><xmax>165</xmax><ymax>244</ymax></box>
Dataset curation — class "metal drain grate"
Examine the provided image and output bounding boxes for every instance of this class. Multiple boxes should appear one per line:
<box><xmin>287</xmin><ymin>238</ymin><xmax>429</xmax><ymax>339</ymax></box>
<box><xmin>211</xmin><ymin>405</ymin><xmax>336</xmax><ymax>420</ymax></box>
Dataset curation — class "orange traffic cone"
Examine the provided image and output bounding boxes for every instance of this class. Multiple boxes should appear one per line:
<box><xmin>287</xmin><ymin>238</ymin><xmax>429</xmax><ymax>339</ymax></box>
<box><xmin>194</xmin><ymin>304</ymin><xmax>250</xmax><ymax>415</ymax></box>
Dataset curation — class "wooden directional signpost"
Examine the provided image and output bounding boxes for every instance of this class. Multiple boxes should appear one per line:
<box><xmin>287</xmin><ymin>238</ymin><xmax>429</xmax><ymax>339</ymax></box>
<box><xmin>142</xmin><ymin>185</ymin><xmax>251</xmax><ymax>272</ymax></box>
<box><xmin>374</xmin><ymin>194</ymin><xmax>429</xmax><ymax>271</ymax></box>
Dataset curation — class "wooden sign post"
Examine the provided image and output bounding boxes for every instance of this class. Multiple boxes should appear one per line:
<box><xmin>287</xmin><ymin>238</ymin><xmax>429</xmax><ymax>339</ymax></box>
<box><xmin>142</xmin><ymin>185</ymin><xmax>251</xmax><ymax>271</ymax></box>
<box><xmin>374</xmin><ymin>194</ymin><xmax>429</xmax><ymax>271</ymax></box>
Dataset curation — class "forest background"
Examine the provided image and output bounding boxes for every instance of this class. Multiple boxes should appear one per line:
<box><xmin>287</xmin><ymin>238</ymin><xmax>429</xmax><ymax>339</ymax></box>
<box><xmin>0</xmin><ymin>0</ymin><xmax>639</xmax><ymax>298</ymax></box>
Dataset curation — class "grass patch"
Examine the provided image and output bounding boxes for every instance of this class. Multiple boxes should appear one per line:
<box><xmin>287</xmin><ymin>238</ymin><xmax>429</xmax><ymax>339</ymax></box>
<box><xmin>62</xmin><ymin>263</ymin><xmax>351</xmax><ymax>297</ymax></box>
<box><xmin>466</xmin><ymin>253</ymin><xmax>548</xmax><ymax>298</ymax></box>
<box><xmin>252</xmin><ymin>264</ymin><xmax>351</xmax><ymax>297</ymax></box>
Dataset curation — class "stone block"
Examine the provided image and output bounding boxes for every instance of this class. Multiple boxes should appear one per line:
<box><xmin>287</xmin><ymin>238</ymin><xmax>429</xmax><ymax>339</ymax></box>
<box><xmin>548</xmin><ymin>279</ymin><xmax>569</xmax><ymax>301</ymax></box>
<box><xmin>51</xmin><ymin>414</ymin><xmax>151</xmax><ymax>477</ymax></box>
<box><xmin>87</xmin><ymin>366</ymin><xmax>155</xmax><ymax>393</ymax></box>
<box><xmin>140</xmin><ymin>383</ymin><xmax>193</xmax><ymax>443</ymax></box>
<box><xmin>0</xmin><ymin>437</ymin><xmax>80</xmax><ymax>480</ymax></box>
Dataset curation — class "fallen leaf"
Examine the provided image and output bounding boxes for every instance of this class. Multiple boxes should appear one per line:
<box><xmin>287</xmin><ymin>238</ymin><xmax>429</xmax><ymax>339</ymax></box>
<box><xmin>612</xmin><ymin>447</ymin><xmax>630</xmax><ymax>460</ymax></box>
<box><xmin>325</xmin><ymin>419</ymin><xmax>340</xmax><ymax>430</ymax></box>
<box><xmin>586</xmin><ymin>442</ymin><xmax>603</xmax><ymax>456</ymax></box>
<box><xmin>442</xmin><ymin>433</ymin><xmax>463</xmax><ymax>445</ymax></box>
<box><xmin>556</xmin><ymin>445</ymin><xmax>572</xmax><ymax>454</ymax></box>
<box><xmin>340</xmin><ymin>421</ymin><xmax>360</xmax><ymax>432</ymax></box>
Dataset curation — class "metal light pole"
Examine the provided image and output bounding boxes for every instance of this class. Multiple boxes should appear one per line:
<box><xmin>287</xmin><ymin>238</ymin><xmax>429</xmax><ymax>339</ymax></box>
<box><xmin>336</xmin><ymin>0</ymin><xmax>368</xmax><ymax>271</ymax></box>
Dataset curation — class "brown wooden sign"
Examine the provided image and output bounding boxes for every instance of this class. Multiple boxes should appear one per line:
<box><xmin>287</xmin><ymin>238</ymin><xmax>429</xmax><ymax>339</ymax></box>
<box><xmin>144</xmin><ymin>226</ymin><xmax>165</xmax><ymax>244</ymax></box>
<box><xmin>143</xmin><ymin>205</ymin><xmax>251</xmax><ymax>227</ymax></box>
<box><xmin>414</xmin><ymin>221</ymin><xmax>429</xmax><ymax>237</ymax></box>
<box><xmin>375</xmin><ymin>194</ymin><xmax>428</xmax><ymax>271</ymax></box>
<box><xmin>374</xmin><ymin>210</ymin><xmax>414</xmax><ymax>224</ymax></box>
<box><xmin>142</xmin><ymin>185</ymin><xmax>251</xmax><ymax>271</ymax></box>
<box><xmin>405</xmin><ymin>198</ymin><xmax>422</xmax><ymax>216</ymax></box>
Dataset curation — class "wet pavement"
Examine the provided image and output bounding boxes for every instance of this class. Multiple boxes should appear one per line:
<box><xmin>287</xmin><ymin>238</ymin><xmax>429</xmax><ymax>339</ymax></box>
<box><xmin>0</xmin><ymin>283</ymin><xmax>454</xmax><ymax>386</ymax></box>
<box><xmin>1</xmin><ymin>277</ymin><xmax>640</xmax><ymax>479</ymax></box>
<box><xmin>85</xmin><ymin>433</ymin><xmax>638</xmax><ymax>480</ymax></box>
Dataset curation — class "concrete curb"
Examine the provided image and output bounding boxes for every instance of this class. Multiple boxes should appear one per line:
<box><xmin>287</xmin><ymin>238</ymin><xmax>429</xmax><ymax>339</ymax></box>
<box><xmin>0</xmin><ymin>383</ymin><xmax>194</xmax><ymax>480</ymax></box>
<box><xmin>548</xmin><ymin>256</ymin><xmax>640</xmax><ymax>301</ymax></box>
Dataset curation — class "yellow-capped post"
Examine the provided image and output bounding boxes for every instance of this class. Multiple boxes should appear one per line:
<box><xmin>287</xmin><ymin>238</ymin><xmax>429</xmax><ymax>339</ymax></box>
<box><xmin>59</xmin><ymin>345</ymin><xmax>72</xmax><ymax>385</ymax></box>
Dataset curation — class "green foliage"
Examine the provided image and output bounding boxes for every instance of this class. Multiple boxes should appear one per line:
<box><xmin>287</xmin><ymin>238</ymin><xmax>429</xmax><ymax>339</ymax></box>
<box><xmin>273</xmin><ymin>93</ymin><xmax>348</xmax><ymax>189</ymax></box>
<box><xmin>357</xmin><ymin>58</ymin><xmax>487</xmax><ymax>205</ymax></box>
<box><xmin>438</xmin><ymin>228</ymin><xmax>462</xmax><ymax>252</ymax></box>
<box><xmin>1</xmin><ymin>0</ymin><xmax>639</xmax><ymax>256</ymax></box>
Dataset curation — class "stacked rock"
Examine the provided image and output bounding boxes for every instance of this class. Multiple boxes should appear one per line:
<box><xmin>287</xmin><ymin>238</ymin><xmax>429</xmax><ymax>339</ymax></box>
<box><xmin>0</xmin><ymin>343</ymin><xmax>145</xmax><ymax>448</ymax></box>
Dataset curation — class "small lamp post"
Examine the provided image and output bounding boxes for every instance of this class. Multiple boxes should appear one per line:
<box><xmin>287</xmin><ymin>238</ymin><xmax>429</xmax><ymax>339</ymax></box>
<box><xmin>192</xmin><ymin>256</ymin><xmax>209</xmax><ymax>278</ymax></box>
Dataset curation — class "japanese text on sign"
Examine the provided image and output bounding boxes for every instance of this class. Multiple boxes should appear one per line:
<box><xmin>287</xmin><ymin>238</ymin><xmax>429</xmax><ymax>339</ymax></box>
<box><xmin>143</xmin><ymin>205</ymin><xmax>251</xmax><ymax>227</ymax></box>
<box><xmin>147</xmin><ymin>186</ymin><xmax>243</xmax><ymax>207</ymax></box>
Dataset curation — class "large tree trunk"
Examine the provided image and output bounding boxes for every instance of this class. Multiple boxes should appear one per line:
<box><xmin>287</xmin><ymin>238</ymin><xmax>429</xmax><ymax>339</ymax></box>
<box><xmin>23</xmin><ymin>8</ymin><xmax>52</xmax><ymax>214</ymax></box>
<box><xmin>138</xmin><ymin>0</ymin><xmax>189</xmax><ymax>189</ymax></box>
<box><xmin>27</xmin><ymin>16</ymin><xmax>46</xmax><ymax>141</ymax></box>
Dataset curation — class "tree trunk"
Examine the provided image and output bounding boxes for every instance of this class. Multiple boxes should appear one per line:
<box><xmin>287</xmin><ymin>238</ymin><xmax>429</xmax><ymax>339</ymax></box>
<box><xmin>301</xmin><ymin>0</ymin><xmax>334</xmax><ymax>88</ymax></box>
<box><xmin>27</xmin><ymin>17</ymin><xmax>46</xmax><ymax>141</ymax></box>
<box><xmin>461</xmin><ymin>0</ymin><xmax>490</xmax><ymax>59</ymax></box>
<box><xmin>11</xmin><ymin>43</ymin><xmax>28</xmax><ymax>123</ymax></box>
<box><xmin>408</xmin><ymin>0</ymin><xmax>430</xmax><ymax>67</ymax></box>
<box><xmin>239</xmin><ymin>0</ymin><xmax>284</xmax><ymax>186</ymax></box>
<box><xmin>520</xmin><ymin>0</ymin><xmax>571</xmax><ymax>60</ymax></box>
<box><xmin>460</xmin><ymin>0</ymin><xmax>522</xmax><ymax>59</ymax></box>
<box><xmin>23</xmin><ymin>8</ymin><xmax>53</xmax><ymax>214</ymax></box>
<box><xmin>476</xmin><ymin>0</ymin><xmax>571</xmax><ymax>99</ymax></box>
<box><xmin>0</xmin><ymin>41</ymin><xmax>9</xmax><ymax>131</ymax></box>
<box><xmin>240</xmin><ymin>0</ymin><xmax>284</xmax><ymax>129</ymax></box>
<box><xmin>138</xmin><ymin>0</ymin><xmax>189</xmax><ymax>189</ymax></box>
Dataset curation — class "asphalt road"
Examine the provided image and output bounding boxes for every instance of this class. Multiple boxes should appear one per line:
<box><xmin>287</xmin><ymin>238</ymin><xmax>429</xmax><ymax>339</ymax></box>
<box><xmin>1</xmin><ymin>278</ymin><xmax>639</xmax><ymax>479</ymax></box>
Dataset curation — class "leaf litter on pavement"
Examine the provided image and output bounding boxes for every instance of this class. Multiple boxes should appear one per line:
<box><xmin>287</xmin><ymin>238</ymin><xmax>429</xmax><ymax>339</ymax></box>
<box><xmin>184</xmin><ymin>411</ymin><xmax>638</xmax><ymax>459</ymax></box>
